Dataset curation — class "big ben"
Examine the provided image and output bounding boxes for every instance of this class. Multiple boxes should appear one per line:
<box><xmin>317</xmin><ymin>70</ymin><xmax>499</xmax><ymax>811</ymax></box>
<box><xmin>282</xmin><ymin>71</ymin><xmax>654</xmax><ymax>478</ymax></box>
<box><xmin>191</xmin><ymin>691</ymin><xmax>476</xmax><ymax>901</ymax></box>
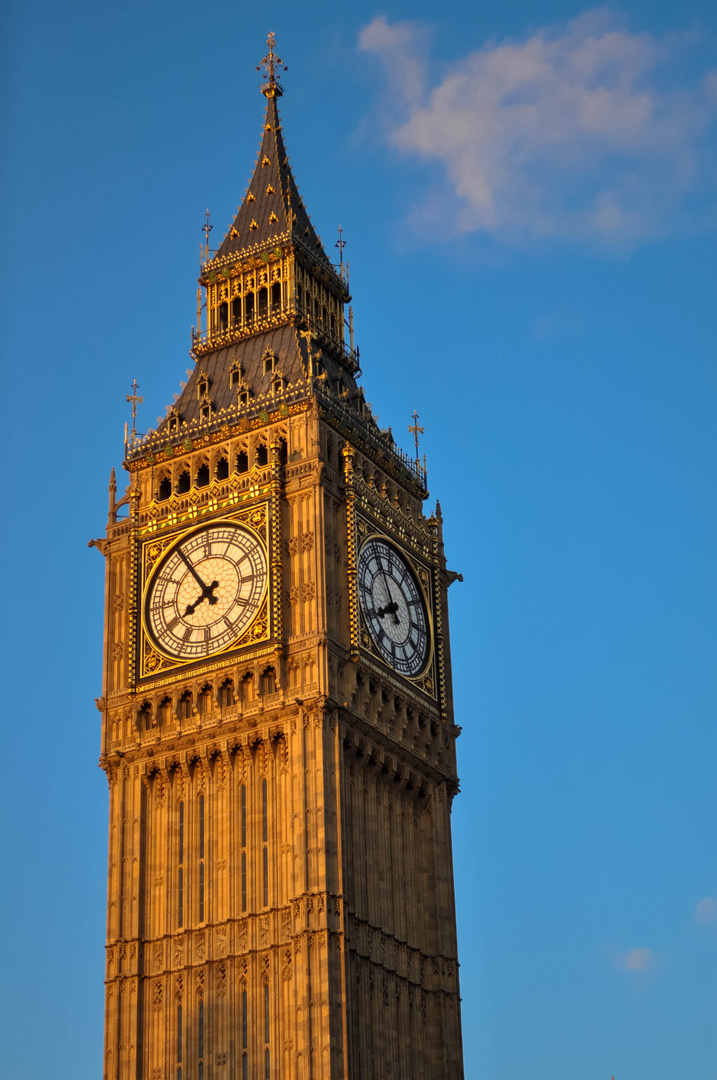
<box><xmin>95</xmin><ymin>34</ymin><xmax>465</xmax><ymax>1080</ymax></box>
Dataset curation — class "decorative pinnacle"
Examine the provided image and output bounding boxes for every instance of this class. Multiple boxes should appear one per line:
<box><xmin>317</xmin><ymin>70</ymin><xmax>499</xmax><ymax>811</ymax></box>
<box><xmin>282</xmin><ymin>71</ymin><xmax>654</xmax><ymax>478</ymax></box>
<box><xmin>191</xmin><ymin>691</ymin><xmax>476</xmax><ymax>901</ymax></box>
<box><xmin>257</xmin><ymin>32</ymin><xmax>287</xmax><ymax>97</ymax></box>
<box><xmin>126</xmin><ymin>379</ymin><xmax>143</xmax><ymax>446</ymax></box>
<box><xmin>336</xmin><ymin>225</ymin><xmax>347</xmax><ymax>278</ymax></box>
<box><xmin>202</xmin><ymin>209</ymin><xmax>212</xmax><ymax>246</ymax></box>
<box><xmin>408</xmin><ymin>410</ymin><xmax>424</xmax><ymax>463</ymax></box>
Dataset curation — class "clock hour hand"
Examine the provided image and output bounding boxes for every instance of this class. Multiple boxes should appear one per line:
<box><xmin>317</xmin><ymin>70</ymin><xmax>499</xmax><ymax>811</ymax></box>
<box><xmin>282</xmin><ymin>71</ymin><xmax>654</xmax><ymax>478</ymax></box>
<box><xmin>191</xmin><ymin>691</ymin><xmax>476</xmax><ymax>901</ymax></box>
<box><xmin>178</xmin><ymin>549</ymin><xmax>220</xmax><ymax>614</ymax></box>
<box><xmin>376</xmin><ymin>600</ymin><xmax>399</xmax><ymax>622</ymax></box>
<box><xmin>184</xmin><ymin>579</ymin><xmax>220</xmax><ymax>617</ymax></box>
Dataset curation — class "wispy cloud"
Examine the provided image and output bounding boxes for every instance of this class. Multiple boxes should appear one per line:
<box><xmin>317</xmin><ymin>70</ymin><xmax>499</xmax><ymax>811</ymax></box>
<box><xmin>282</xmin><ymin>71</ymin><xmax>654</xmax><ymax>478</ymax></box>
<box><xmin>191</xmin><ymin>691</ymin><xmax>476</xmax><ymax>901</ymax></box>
<box><xmin>696</xmin><ymin>897</ymin><xmax>717</xmax><ymax>926</ymax></box>
<box><xmin>610</xmin><ymin>944</ymin><xmax>663</xmax><ymax>982</ymax></box>
<box><xmin>358</xmin><ymin>10</ymin><xmax>717</xmax><ymax>246</ymax></box>
<box><xmin>624</xmin><ymin>946</ymin><xmax>652</xmax><ymax>971</ymax></box>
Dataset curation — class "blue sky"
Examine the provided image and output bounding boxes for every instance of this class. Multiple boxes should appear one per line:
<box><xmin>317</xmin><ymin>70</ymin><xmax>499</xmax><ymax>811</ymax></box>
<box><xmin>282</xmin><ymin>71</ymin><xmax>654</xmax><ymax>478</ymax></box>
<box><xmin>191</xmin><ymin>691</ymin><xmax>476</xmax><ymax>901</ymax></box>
<box><xmin>1</xmin><ymin>2</ymin><xmax>716</xmax><ymax>1078</ymax></box>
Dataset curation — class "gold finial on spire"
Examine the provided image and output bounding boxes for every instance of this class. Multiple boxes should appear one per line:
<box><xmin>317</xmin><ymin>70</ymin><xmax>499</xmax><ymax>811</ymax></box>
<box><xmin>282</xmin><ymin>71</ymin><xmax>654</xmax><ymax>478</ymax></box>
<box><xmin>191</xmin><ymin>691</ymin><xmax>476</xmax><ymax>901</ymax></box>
<box><xmin>202</xmin><ymin>209</ymin><xmax>213</xmax><ymax>260</ymax></box>
<box><xmin>126</xmin><ymin>379</ymin><xmax>143</xmax><ymax>447</ymax></box>
<box><xmin>408</xmin><ymin>410</ymin><xmax>424</xmax><ymax>469</ymax></box>
<box><xmin>257</xmin><ymin>32</ymin><xmax>287</xmax><ymax>98</ymax></box>
<box><xmin>336</xmin><ymin>225</ymin><xmax>347</xmax><ymax>279</ymax></box>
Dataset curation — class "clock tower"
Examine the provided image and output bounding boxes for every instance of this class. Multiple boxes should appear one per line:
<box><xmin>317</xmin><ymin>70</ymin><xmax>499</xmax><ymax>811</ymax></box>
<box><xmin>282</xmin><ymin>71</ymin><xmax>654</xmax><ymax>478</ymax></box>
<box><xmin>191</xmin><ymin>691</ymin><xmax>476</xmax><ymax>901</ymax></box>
<box><xmin>95</xmin><ymin>35</ymin><xmax>464</xmax><ymax>1080</ymax></box>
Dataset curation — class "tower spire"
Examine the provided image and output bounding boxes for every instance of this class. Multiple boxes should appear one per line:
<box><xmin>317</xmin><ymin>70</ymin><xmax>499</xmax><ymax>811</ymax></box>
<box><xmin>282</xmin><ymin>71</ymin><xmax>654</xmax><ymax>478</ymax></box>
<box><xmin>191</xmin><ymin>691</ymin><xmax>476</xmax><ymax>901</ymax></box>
<box><xmin>257</xmin><ymin>31</ymin><xmax>287</xmax><ymax>98</ymax></box>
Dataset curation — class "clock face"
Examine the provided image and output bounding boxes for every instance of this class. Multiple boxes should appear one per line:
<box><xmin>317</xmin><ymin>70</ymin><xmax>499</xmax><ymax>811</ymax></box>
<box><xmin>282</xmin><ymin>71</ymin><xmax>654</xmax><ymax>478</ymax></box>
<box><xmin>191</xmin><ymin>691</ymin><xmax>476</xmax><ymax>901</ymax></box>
<box><xmin>358</xmin><ymin>537</ymin><xmax>429</xmax><ymax>677</ymax></box>
<box><xmin>145</xmin><ymin>522</ymin><xmax>267</xmax><ymax>661</ymax></box>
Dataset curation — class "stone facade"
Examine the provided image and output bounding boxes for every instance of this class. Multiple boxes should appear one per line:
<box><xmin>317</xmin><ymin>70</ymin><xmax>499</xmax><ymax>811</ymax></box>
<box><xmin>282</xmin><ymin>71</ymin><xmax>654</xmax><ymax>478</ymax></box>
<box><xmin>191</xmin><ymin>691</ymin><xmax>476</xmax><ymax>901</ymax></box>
<box><xmin>94</xmin><ymin>36</ymin><xmax>464</xmax><ymax>1080</ymax></box>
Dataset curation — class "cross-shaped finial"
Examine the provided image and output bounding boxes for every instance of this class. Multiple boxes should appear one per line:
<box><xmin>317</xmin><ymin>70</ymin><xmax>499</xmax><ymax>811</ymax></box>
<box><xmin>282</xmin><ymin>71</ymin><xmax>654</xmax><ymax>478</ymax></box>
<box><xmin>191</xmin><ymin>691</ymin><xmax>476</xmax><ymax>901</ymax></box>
<box><xmin>408</xmin><ymin>410</ymin><xmax>424</xmax><ymax>463</ymax></box>
<box><xmin>257</xmin><ymin>32</ymin><xmax>287</xmax><ymax>97</ymax></box>
<box><xmin>126</xmin><ymin>379</ymin><xmax>143</xmax><ymax>446</ymax></box>
<box><xmin>336</xmin><ymin>224</ymin><xmax>347</xmax><ymax>277</ymax></box>
<box><xmin>202</xmin><ymin>209</ymin><xmax>213</xmax><ymax>251</ymax></box>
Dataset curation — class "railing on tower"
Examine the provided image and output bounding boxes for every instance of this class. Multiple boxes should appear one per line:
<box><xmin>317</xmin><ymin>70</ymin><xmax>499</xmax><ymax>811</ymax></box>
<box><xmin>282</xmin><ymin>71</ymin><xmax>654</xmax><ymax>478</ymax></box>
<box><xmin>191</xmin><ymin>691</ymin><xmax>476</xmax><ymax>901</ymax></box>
<box><xmin>191</xmin><ymin>298</ymin><xmax>361</xmax><ymax>375</ymax></box>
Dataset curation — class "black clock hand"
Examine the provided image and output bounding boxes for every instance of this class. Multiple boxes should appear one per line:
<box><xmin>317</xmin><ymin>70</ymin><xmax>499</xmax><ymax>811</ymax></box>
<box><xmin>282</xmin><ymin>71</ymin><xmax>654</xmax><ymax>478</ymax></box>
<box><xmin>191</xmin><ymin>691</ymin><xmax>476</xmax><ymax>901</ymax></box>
<box><xmin>375</xmin><ymin>565</ymin><xmax>403</xmax><ymax>626</ymax></box>
<box><xmin>178</xmin><ymin>548</ymin><xmax>211</xmax><ymax>591</ymax></box>
<box><xmin>178</xmin><ymin>550</ymin><xmax>219</xmax><ymax>613</ymax></box>
<box><xmin>184</xmin><ymin>579</ymin><xmax>220</xmax><ymax>616</ymax></box>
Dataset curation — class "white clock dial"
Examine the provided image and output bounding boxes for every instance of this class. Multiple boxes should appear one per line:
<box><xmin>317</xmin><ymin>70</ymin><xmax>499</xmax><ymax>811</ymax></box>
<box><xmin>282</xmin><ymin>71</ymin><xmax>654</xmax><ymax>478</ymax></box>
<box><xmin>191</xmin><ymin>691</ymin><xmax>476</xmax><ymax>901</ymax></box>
<box><xmin>358</xmin><ymin>538</ymin><xmax>429</xmax><ymax>677</ymax></box>
<box><xmin>145</xmin><ymin>522</ymin><xmax>267</xmax><ymax>661</ymax></box>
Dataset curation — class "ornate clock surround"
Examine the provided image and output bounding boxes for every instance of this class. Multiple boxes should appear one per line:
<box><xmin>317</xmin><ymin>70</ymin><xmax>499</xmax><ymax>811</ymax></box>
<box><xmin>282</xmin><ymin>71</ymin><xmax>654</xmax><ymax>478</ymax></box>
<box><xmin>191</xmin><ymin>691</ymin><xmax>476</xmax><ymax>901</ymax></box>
<box><xmin>136</xmin><ymin>501</ymin><xmax>275</xmax><ymax>682</ymax></box>
<box><xmin>353</xmin><ymin>512</ymin><xmax>439</xmax><ymax>702</ymax></box>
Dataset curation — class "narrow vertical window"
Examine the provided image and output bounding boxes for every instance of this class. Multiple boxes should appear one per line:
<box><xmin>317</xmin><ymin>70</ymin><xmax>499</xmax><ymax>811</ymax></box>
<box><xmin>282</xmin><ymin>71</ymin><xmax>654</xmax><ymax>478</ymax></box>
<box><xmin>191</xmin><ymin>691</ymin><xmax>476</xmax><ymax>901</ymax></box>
<box><xmin>242</xmin><ymin>989</ymin><xmax>248</xmax><ymax>1048</ymax></box>
<box><xmin>178</xmin><ymin>868</ymin><xmax>184</xmax><ymax>929</ymax></box>
<box><xmin>265</xmin><ymin>1048</ymin><xmax>271</xmax><ymax>1080</ymax></box>
<box><xmin>264</xmin><ymin>982</ymin><xmax>270</xmax><ymax>1043</ymax></box>
<box><xmin>243</xmin><ymin>1058</ymin><xmax>248</xmax><ymax>1080</ymax></box>
<box><xmin>178</xmin><ymin>799</ymin><xmax>184</xmax><ymax>929</ymax></box>
<box><xmin>241</xmin><ymin>784</ymin><xmax>247</xmax><ymax>912</ymax></box>
<box><xmin>177</xmin><ymin>1004</ymin><xmax>183</xmax><ymax>1063</ymax></box>
<box><xmin>262</xmin><ymin>778</ymin><xmax>269</xmax><ymax>907</ymax></box>
<box><xmin>198</xmin><ymin>998</ymin><xmax>204</xmax><ymax>1078</ymax></box>
<box><xmin>199</xmin><ymin>794</ymin><xmax>205</xmax><ymax>921</ymax></box>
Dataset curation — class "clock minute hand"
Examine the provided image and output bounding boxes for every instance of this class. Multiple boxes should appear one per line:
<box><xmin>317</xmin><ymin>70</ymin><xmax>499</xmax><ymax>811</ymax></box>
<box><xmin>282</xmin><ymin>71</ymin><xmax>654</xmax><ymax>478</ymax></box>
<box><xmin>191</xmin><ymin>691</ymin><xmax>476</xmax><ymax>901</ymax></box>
<box><xmin>377</xmin><ymin>566</ymin><xmax>401</xmax><ymax>626</ymax></box>
<box><xmin>177</xmin><ymin>548</ymin><xmax>217</xmax><ymax>600</ymax></box>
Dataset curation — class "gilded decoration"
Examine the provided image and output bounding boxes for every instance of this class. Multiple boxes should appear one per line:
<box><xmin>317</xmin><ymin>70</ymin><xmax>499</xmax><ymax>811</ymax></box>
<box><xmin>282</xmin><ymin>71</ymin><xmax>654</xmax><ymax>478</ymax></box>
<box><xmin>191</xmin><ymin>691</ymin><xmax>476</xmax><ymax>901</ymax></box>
<box><xmin>354</xmin><ymin>513</ymin><xmax>438</xmax><ymax>701</ymax></box>
<box><xmin>137</xmin><ymin>502</ymin><xmax>272</xmax><ymax>680</ymax></box>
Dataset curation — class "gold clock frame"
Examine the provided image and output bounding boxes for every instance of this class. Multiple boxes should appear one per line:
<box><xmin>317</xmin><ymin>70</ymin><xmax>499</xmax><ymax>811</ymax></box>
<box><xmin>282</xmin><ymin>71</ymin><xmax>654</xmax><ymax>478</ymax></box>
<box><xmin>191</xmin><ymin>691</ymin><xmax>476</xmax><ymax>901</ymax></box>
<box><xmin>354</xmin><ymin>518</ymin><xmax>438</xmax><ymax>700</ymax></box>
<box><xmin>136</xmin><ymin>502</ymin><xmax>273</xmax><ymax>681</ymax></box>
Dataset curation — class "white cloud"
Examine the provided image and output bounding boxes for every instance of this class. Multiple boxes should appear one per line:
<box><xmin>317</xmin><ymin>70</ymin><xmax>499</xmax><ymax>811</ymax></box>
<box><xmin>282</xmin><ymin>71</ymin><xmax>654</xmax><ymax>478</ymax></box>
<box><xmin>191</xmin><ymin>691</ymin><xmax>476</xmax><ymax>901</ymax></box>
<box><xmin>625</xmin><ymin>946</ymin><xmax>652</xmax><ymax>971</ymax></box>
<box><xmin>696</xmin><ymin>897</ymin><xmax>717</xmax><ymax>926</ymax></box>
<box><xmin>611</xmin><ymin>944</ymin><xmax>662</xmax><ymax>977</ymax></box>
<box><xmin>358</xmin><ymin>10</ymin><xmax>717</xmax><ymax>246</ymax></box>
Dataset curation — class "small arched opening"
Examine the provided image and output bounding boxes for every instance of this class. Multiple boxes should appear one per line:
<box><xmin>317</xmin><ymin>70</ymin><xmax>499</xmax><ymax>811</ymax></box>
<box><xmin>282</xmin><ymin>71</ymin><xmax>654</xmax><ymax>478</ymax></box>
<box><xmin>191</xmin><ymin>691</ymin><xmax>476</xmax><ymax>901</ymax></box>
<box><xmin>261</xmin><ymin>666</ymin><xmax>277</xmax><ymax>696</ymax></box>
<box><xmin>241</xmin><ymin>673</ymin><xmax>255</xmax><ymax>703</ymax></box>
<box><xmin>198</xmin><ymin>685</ymin><xmax>212</xmax><ymax>717</ymax></box>
<box><xmin>218</xmin><ymin>679</ymin><xmax>234</xmax><ymax>709</ymax></box>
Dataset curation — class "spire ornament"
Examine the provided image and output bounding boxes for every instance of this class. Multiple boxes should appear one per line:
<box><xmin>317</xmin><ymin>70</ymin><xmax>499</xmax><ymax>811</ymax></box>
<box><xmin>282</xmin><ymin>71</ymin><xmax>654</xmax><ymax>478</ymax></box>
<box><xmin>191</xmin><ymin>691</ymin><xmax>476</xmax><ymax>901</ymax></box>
<box><xmin>336</xmin><ymin>225</ymin><xmax>347</xmax><ymax>279</ymax></box>
<box><xmin>126</xmin><ymin>379</ymin><xmax>143</xmax><ymax>448</ymax></box>
<box><xmin>257</xmin><ymin>32</ymin><xmax>287</xmax><ymax>98</ymax></box>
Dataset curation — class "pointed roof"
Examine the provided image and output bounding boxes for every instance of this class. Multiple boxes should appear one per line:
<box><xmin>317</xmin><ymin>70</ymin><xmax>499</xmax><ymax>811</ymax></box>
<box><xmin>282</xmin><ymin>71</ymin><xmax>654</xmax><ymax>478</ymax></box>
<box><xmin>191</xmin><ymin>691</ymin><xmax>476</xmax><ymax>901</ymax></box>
<box><xmin>210</xmin><ymin>91</ymin><xmax>336</xmax><ymax>278</ymax></box>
